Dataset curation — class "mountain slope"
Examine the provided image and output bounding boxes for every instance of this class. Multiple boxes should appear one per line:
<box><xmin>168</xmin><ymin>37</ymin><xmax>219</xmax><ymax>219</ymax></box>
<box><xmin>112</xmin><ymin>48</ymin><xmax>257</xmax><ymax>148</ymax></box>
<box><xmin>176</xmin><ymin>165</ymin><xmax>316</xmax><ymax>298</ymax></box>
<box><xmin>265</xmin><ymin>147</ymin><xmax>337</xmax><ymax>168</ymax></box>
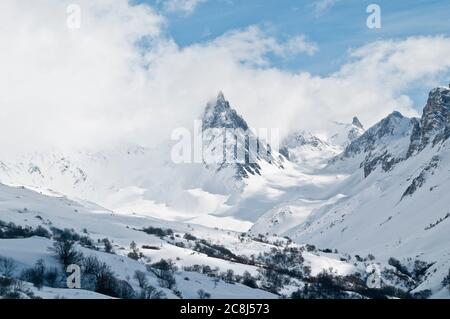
<box><xmin>1</xmin><ymin>86</ymin><xmax>450</xmax><ymax>298</ymax></box>
<box><xmin>250</xmin><ymin>85</ymin><xmax>450</xmax><ymax>297</ymax></box>
<box><xmin>330</xmin><ymin>111</ymin><xmax>418</xmax><ymax>176</ymax></box>
<box><xmin>0</xmin><ymin>182</ymin><xmax>368</xmax><ymax>299</ymax></box>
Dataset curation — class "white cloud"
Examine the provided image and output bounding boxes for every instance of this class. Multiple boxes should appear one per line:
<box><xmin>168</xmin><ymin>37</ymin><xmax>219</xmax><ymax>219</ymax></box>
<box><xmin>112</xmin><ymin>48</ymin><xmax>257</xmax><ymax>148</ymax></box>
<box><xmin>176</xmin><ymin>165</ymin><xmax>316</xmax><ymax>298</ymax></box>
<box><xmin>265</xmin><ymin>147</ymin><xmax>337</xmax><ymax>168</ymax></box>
<box><xmin>0</xmin><ymin>0</ymin><xmax>164</xmax><ymax>151</ymax></box>
<box><xmin>312</xmin><ymin>0</ymin><xmax>340</xmax><ymax>14</ymax></box>
<box><xmin>1</xmin><ymin>1</ymin><xmax>450</xmax><ymax>154</ymax></box>
<box><xmin>140</xmin><ymin>33</ymin><xmax>450</xmax><ymax>141</ymax></box>
<box><xmin>162</xmin><ymin>0</ymin><xmax>207</xmax><ymax>15</ymax></box>
<box><xmin>201</xmin><ymin>26</ymin><xmax>317</xmax><ymax>67</ymax></box>
<box><xmin>284</xmin><ymin>35</ymin><xmax>318</xmax><ymax>56</ymax></box>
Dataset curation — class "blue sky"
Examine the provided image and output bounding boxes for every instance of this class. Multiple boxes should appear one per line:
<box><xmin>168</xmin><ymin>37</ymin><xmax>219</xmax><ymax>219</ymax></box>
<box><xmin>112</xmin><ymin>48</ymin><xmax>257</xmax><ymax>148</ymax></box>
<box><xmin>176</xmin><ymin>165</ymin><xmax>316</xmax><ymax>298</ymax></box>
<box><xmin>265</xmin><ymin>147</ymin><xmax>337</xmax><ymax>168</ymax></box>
<box><xmin>138</xmin><ymin>0</ymin><xmax>450</xmax><ymax>73</ymax></box>
<box><xmin>133</xmin><ymin>0</ymin><xmax>450</xmax><ymax>108</ymax></box>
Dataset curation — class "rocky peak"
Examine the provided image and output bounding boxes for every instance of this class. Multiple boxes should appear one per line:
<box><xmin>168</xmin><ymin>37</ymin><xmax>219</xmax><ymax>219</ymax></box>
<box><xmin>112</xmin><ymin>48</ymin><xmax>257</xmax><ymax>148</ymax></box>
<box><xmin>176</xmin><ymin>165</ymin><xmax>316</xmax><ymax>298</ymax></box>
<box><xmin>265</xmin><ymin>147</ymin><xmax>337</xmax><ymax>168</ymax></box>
<box><xmin>420</xmin><ymin>87</ymin><xmax>450</xmax><ymax>139</ymax></box>
<box><xmin>202</xmin><ymin>92</ymin><xmax>249</xmax><ymax>131</ymax></box>
<box><xmin>217</xmin><ymin>91</ymin><xmax>226</xmax><ymax>104</ymax></box>
<box><xmin>327</xmin><ymin>116</ymin><xmax>365</xmax><ymax>149</ymax></box>
<box><xmin>376</xmin><ymin>111</ymin><xmax>405</xmax><ymax>133</ymax></box>
<box><xmin>201</xmin><ymin>92</ymin><xmax>284</xmax><ymax>179</ymax></box>
<box><xmin>408</xmin><ymin>86</ymin><xmax>450</xmax><ymax>156</ymax></box>
<box><xmin>342</xmin><ymin>111</ymin><xmax>406</xmax><ymax>157</ymax></box>
<box><xmin>332</xmin><ymin>111</ymin><xmax>416</xmax><ymax>176</ymax></box>
<box><xmin>352</xmin><ymin>116</ymin><xmax>364</xmax><ymax>129</ymax></box>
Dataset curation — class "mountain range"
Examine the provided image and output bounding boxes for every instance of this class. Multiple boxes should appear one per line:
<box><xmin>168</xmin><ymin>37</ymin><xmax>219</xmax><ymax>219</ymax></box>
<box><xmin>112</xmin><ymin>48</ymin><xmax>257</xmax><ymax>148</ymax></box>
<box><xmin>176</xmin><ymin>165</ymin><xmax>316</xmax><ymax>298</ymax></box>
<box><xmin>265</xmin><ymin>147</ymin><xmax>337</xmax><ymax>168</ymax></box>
<box><xmin>0</xmin><ymin>85</ymin><xmax>450</xmax><ymax>299</ymax></box>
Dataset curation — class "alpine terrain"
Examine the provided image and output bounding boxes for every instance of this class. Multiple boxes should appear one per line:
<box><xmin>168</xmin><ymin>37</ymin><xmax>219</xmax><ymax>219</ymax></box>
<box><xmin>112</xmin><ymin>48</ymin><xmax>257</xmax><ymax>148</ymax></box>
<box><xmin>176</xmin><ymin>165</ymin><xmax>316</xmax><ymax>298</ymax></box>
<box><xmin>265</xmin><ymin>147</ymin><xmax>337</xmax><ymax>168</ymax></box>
<box><xmin>1</xmin><ymin>87</ymin><xmax>450</xmax><ymax>299</ymax></box>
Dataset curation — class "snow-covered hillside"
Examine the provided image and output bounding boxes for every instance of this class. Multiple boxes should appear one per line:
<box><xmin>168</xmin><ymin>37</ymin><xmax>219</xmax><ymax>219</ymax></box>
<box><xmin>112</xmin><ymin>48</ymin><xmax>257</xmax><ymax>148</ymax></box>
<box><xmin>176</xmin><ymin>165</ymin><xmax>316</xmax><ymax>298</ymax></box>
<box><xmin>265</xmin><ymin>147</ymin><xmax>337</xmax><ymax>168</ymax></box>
<box><xmin>0</xmin><ymin>182</ymin><xmax>373</xmax><ymax>299</ymax></box>
<box><xmin>251</xmin><ymin>85</ymin><xmax>450</xmax><ymax>298</ymax></box>
<box><xmin>1</xmin><ymin>86</ymin><xmax>450</xmax><ymax>299</ymax></box>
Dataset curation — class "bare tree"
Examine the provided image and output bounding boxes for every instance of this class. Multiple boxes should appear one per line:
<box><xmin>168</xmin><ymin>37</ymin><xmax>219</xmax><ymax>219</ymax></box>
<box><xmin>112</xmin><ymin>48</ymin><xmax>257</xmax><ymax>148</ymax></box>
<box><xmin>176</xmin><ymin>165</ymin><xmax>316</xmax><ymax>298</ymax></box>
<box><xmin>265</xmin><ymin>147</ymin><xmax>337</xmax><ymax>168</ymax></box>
<box><xmin>197</xmin><ymin>289</ymin><xmax>211</xmax><ymax>299</ymax></box>
<box><xmin>133</xmin><ymin>270</ymin><xmax>148</xmax><ymax>289</ymax></box>
<box><xmin>49</xmin><ymin>240</ymin><xmax>83</xmax><ymax>268</ymax></box>
<box><xmin>0</xmin><ymin>256</ymin><xmax>17</xmax><ymax>277</ymax></box>
<box><xmin>147</xmin><ymin>259</ymin><xmax>177</xmax><ymax>289</ymax></box>
<box><xmin>140</xmin><ymin>285</ymin><xmax>166</xmax><ymax>299</ymax></box>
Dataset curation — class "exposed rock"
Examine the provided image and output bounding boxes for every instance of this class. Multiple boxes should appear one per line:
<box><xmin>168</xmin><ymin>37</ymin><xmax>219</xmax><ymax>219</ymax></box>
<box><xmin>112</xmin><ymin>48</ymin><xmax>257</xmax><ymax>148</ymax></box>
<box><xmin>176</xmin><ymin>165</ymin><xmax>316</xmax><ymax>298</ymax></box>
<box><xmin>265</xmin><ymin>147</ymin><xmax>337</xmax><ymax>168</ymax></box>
<box><xmin>402</xmin><ymin>156</ymin><xmax>440</xmax><ymax>200</ymax></box>
<box><xmin>201</xmin><ymin>92</ymin><xmax>283</xmax><ymax>179</ymax></box>
<box><xmin>407</xmin><ymin>87</ymin><xmax>450</xmax><ymax>156</ymax></box>
<box><xmin>352</xmin><ymin>116</ymin><xmax>364</xmax><ymax>130</ymax></box>
<box><xmin>332</xmin><ymin>111</ymin><xmax>416</xmax><ymax>176</ymax></box>
<box><xmin>202</xmin><ymin>91</ymin><xmax>249</xmax><ymax>131</ymax></box>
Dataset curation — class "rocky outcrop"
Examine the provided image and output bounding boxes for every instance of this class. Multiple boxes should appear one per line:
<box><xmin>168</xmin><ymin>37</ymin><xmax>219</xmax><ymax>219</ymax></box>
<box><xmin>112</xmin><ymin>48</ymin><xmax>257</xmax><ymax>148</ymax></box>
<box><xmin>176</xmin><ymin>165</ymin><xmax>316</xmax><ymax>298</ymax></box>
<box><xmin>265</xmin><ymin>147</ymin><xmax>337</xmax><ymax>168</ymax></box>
<box><xmin>201</xmin><ymin>92</ymin><xmax>283</xmax><ymax>179</ymax></box>
<box><xmin>407</xmin><ymin>86</ymin><xmax>450</xmax><ymax>157</ymax></box>
<box><xmin>332</xmin><ymin>111</ymin><xmax>416</xmax><ymax>176</ymax></box>
<box><xmin>352</xmin><ymin>116</ymin><xmax>364</xmax><ymax>130</ymax></box>
<box><xmin>401</xmin><ymin>155</ymin><xmax>440</xmax><ymax>200</ymax></box>
<box><xmin>202</xmin><ymin>91</ymin><xmax>249</xmax><ymax>131</ymax></box>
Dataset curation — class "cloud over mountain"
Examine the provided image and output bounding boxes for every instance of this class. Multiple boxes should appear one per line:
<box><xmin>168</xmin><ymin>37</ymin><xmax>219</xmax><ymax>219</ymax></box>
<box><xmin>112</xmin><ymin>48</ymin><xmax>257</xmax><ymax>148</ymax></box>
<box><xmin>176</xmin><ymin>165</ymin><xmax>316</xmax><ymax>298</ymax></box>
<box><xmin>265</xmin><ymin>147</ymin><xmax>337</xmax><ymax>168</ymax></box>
<box><xmin>1</xmin><ymin>1</ymin><xmax>450</xmax><ymax>153</ymax></box>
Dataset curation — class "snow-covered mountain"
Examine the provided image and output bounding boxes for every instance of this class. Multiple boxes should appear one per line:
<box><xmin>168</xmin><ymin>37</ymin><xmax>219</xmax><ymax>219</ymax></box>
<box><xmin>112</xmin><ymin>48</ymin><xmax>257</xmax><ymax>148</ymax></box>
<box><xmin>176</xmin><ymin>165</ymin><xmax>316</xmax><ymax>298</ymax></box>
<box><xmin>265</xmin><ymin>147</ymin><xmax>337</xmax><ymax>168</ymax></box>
<box><xmin>278</xmin><ymin>116</ymin><xmax>364</xmax><ymax>170</ymax></box>
<box><xmin>1</xmin><ymin>86</ymin><xmax>450</xmax><ymax>299</ymax></box>
<box><xmin>201</xmin><ymin>92</ymin><xmax>285</xmax><ymax>179</ymax></box>
<box><xmin>0</xmin><ymin>92</ymin><xmax>287</xmax><ymax>228</ymax></box>
<box><xmin>250</xmin><ymin>85</ymin><xmax>450</xmax><ymax>298</ymax></box>
<box><xmin>330</xmin><ymin>111</ymin><xmax>417</xmax><ymax>176</ymax></box>
<box><xmin>328</xmin><ymin>116</ymin><xmax>365</xmax><ymax>148</ymax></box>
<box><xmin>279</xmin><ymin>131</ymin><xmax>340</xmax><ymax>170</ymax></box>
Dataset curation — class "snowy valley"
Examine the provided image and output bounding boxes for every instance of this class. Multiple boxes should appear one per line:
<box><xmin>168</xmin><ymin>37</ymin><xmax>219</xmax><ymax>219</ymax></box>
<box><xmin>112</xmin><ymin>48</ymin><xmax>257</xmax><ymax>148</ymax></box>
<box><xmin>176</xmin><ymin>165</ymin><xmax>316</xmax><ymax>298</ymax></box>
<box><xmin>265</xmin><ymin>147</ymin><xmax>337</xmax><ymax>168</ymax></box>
<box><xmin>1</xmin><ymin>87</ymin><xmax>450</xmax><ymax>299</ymax></box>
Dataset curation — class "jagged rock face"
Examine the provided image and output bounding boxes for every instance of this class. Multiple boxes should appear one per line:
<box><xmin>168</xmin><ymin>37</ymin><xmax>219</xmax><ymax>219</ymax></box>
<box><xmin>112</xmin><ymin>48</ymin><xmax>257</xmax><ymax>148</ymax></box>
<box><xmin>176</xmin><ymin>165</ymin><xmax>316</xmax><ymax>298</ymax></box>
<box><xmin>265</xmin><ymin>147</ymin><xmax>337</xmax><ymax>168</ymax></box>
<box><xmin>421</xmin><ymin>87</ymin><xmax>450</xmax><ymax>140</ymax></box>
<box><xmin>330</xmin><ymin>85</ymin><xmax>450</xmax><ymax>178</ymax></box>
<box><xmin>201</xmin><ymin>92</ymin><xmax>283</xmax><ymax>179</ymax></box>
<box><xmin>342</xmin><ymin>112</ymin><xmax>411</xmax><ymax>157</ymax></box>
<box><xmin>408</xmin><ymin>87</ymin><xmax>450</xmax><ymax>156</ymax></box>
<box><xmin>352</xmin><ymin>117</ymin><xmax>364</xmax><ymax>130</ymax></box>
<box><xmin>202</xmin><ymin>92</ymin><xmax>249</xmax><ymax>131</ymax></box>
<box><xmin>332</xmin><ymin>111</ymin><xmax>417</xmax><ymax>177</ymax></box>
<box><xmin>401</xmin><ymin>155</ymin><xmax>440</xmax><ymax>200</ymax></box>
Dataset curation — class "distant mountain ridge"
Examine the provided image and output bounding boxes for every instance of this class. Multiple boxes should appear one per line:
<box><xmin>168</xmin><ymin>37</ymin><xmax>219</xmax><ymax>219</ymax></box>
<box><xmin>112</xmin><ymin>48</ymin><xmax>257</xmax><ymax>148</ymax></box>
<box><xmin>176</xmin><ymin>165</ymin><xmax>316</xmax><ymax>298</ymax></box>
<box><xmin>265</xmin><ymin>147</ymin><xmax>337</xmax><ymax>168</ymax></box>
<box><xmin>279</xmin><ymin>116</ymin><xmax>364</xmax><ymax>169</ymax></box>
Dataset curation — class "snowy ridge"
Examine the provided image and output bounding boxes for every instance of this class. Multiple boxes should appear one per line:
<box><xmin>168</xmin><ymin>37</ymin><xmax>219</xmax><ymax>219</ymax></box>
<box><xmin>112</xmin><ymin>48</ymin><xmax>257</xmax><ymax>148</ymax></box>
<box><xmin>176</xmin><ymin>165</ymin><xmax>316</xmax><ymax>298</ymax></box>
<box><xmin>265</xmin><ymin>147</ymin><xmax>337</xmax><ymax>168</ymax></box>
<box><xmin>251</xmin><ymin>85</ymin><xmax>450</xmax><ymax>298</ymax></box>
<box><xmin>1</xmin><ymin>85</ymin><xmax>450</xmax><ymax>299</ymax></box>
<box><xmin>330</xmin><ymin>111</ymin><xmax>417</xmax><ymax>176</ymax></box>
